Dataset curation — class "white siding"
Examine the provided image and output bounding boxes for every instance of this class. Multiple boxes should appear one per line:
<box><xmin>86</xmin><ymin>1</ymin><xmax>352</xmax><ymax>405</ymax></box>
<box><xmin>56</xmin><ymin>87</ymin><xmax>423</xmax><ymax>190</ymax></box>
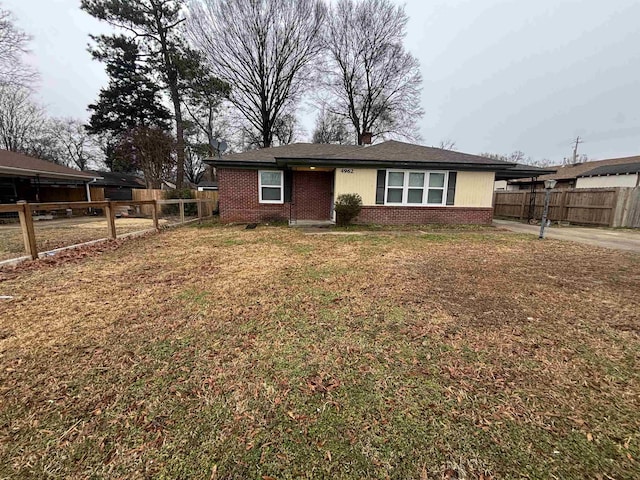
<box><xmin>455</xmin><ymin>171</ymin><xmax>495</xmax><ymax>207</ymax></box>
<box><xmin>575</xmin><ymin>174</ymin><xmax>639</xmax><ymax>189</ymax></box>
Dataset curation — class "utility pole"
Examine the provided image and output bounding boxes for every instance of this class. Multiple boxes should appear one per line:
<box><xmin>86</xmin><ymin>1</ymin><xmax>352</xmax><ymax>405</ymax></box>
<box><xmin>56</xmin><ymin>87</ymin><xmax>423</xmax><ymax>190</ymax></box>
<box><xmin>571</xmin><ymin>136</ymin><xmax>583</xmax><ymax>164</ymax></box>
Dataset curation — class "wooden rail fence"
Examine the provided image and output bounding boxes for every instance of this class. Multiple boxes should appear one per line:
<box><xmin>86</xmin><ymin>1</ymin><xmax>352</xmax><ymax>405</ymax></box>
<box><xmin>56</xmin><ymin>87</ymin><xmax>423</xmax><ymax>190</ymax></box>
<box><xmin>493</xmin><ymin>187</ymin><xmax>640</xmax><ymax>228</ymax></box>
<box><xmin>0</xmin><ymin>198</ymin><xmax>216</xmax><ymax>261</ymax></box>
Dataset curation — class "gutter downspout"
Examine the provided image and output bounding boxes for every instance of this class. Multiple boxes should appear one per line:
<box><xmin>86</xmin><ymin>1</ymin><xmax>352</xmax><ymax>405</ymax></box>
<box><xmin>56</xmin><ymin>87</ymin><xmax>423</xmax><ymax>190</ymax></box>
<box><xmin>85</xmin><ymin>177</ymin><xmax>99</xmax><ymax>201</ymax></box>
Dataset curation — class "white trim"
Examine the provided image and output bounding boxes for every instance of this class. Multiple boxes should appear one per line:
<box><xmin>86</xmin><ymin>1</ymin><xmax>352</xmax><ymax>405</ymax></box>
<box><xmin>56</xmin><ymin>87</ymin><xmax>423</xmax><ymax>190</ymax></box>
<box><xmin>384</xmin><ymin>169</ymin><xmax>448</xmax><ymax>206</ymax></box>
<box><xmin>258</xmin><ymin>170</ymin><xmax>284</xmax><ymax>204</ymax></box>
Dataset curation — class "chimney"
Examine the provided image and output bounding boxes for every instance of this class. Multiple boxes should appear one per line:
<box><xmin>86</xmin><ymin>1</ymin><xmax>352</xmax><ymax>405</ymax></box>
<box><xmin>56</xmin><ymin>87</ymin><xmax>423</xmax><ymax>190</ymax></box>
<box><xmin>359</xmin><ymin>132</ymin><xmax>372</xmax><ymax>145</ymax></box>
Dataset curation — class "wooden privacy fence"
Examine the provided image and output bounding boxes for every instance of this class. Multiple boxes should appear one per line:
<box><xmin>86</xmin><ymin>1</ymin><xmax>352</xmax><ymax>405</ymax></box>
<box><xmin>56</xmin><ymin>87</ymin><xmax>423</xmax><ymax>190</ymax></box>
<box><xmin>493</xmin><ymin>187</ymin><xmax>640</xmax><ymax>228</ymax></box>
<box><xmin>133</xmin><ymin>189</ymin><xmax>219</xmax><ymax>216</ymax></box>
<box><xmin>0</xmin><ymin>198</ymin><xmax>217</xmax><ymax>261</ymax></box>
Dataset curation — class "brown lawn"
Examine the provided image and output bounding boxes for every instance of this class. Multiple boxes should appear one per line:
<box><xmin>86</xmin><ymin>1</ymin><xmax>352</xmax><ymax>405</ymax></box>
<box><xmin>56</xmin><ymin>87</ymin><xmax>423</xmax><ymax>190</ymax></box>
<box><xmin>0</xmin><ymin>217</ymin><xmax>167</xmax><ymax>262</ymax></box>
<box><xmin>0</xmin><ymin>224</ymin><xmax>638</xmax><ymax>479</ymax></box>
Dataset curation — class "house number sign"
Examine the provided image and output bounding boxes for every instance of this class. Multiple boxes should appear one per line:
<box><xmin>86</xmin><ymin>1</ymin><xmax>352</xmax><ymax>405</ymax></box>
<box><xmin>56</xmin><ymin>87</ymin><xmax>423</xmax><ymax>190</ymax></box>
<box><xmin>341</xmin><ymin>168</ymin><xmax>354</xmax><ymax>173</ymax></box>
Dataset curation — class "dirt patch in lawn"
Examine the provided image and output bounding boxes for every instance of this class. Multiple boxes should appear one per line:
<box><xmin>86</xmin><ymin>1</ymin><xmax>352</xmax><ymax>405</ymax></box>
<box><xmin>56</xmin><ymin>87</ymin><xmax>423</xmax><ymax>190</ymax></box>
<box><xmin>0</xmin><ymin>225</ymin><xmax>638</xmax><ymax>479</ymax></box>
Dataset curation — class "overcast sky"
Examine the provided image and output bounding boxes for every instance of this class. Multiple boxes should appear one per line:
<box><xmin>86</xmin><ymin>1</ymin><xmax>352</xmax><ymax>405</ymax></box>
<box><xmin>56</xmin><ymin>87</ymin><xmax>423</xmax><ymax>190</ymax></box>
<box><xmin>4</xmin><ymin>0</ymin><xmax>640</xmax><ymax>162</ymax></box>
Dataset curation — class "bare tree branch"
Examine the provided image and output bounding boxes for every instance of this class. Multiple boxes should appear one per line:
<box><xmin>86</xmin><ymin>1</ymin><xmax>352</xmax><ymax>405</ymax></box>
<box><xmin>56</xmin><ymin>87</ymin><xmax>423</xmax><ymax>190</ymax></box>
<box><xmin>0</xmin><ymin>84</ymin><xmax>45</xmax><ymax>152</ymax></box>
<box><xmin>321</xmin><ymin>0</ymin><xmax>423</xmax><ymax>144</ymax></box>
<box><xmin>0</xmin><ymin>6</ymin><xmax>38</xmax><ymax>87</ymax></box>
<box><xmin>49</xmin><ymin>118</ymin><xmax>102</xmax><ymax>170</ymax></box>
<box><xmin>187</xmin><ymin>0</ymin><xmax>326</xmax><ymax>147</ymax></box>
<box><xmin>438</xmin><ymin>139</ymin><xmax>456</xmax><ymax>150</ymax></box>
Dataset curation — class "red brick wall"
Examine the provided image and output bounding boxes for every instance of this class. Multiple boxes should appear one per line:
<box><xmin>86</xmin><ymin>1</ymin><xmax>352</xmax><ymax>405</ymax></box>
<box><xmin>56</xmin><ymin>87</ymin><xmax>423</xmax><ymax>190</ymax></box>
<box><xmin>293</xmin><ymin>171</ymin><xmax>333</xmax><ymax>220</ymax></box>
<box><xmin>355</xmin><ymin>206</ymin><xmax>493</xmax><ymax>225</ymax></box>
<box><xmin>219</xmin><ymin>167</ymin><xmax>494</xmax><ymax>225</ymax></box>
<box><xmin>218</xmin><ymin>168</ymin><xmax>289</xmax><ymax>223</ymax></box>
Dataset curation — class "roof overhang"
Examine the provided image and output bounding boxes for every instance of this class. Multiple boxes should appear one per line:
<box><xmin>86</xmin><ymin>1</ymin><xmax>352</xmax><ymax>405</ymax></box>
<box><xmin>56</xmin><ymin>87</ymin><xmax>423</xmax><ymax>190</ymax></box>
<box><xmin>0</xmin><ymin>165</ymin><xmax>102</xmax><ymax>182</ymax></box>
<box><xmin>495</xmin><ymin>167</ymin><xmax>557</xmax><ymax>181</ymax></box>
<box><xmin>206</xmin><ymin>157</ymin><xmax>518</xmax><ymax>171</ymax></box>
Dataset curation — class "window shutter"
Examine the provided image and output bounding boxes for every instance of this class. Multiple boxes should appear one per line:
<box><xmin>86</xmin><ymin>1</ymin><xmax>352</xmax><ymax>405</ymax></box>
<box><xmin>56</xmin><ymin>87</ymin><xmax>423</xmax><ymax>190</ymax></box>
<box><xmin>283</xmin><ymin>169</ymin><xmax>293</xmax><ymax>203</ymax></box>
<box><xmin>375</xmin><ymin>170</ymin><xmax>386</xmax><ymax>204</ymax></box>
<box><xmin>446</xmin><ymin>172</ymin><xmax>457</xmax><ymax>205</ymax></box>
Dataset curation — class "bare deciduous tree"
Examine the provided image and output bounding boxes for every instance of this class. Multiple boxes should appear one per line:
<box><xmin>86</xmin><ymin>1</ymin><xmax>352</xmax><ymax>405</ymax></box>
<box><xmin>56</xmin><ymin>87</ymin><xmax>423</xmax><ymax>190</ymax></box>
<box><xmin>184</xmin><ymin>144</ymin><xmax>207</xmax><ymax>184</ymax></box>
<box><xmin>312</xmin><ymin>108</ymin><xmax>350</xmax><ymax>144</ymax></box>
<box><xmin>272</xmin><ymin>111</ymin><xmax>304</xmax><ymax>146</ymax></box>
<box><xmin>0</xmin><ymin>84</ymin><xmax>45</xmax><ymax>152</ymax></box>
<box><xmin>0</xmin><ymin>6</ymin><xmax>36</xmax><ymax>87</ymax></box>
<box><xmin>187</xmin><ymin>0</ymin><xmax>327</xmax><ymax>148</ymax></box>
<box><xmin>480</xmin><ymin>151</ymin><xmax>553</xmax><ymax>168</ymax></box>
<box><xmin>322</xmin><ymin>0</ymin><xmax>423</xmax><ymax>144</ymax></box>
<box><xmin>49</xmin><ymin>118</ymin><xmax>101</xmax><ymax>170</ymax></box>
<box><xmin>438</xmin><ymin>139</ymin><xmax>456</xmax><ymax>150</ymax></box>
<box><xmin>115</xmin><ymin>126</ymin><xmax>175</xmax><ymax>188</ymax></box>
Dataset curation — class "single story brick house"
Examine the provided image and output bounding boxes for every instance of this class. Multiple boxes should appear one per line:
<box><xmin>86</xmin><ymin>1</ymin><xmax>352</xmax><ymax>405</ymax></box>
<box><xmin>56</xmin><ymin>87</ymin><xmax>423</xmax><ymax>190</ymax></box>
<box><xmin>206</xmin><ymin>140</ymin><xmax>548</xmax><ymax>225</ymax></box>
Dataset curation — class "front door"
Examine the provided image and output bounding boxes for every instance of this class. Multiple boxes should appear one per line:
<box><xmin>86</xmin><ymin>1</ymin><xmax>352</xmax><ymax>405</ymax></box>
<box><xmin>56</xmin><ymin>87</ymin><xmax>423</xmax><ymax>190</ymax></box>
<box><xmin>293</xmin><ymin>171</ymin><xmax>333</xmax><ymax>221</ymax></box>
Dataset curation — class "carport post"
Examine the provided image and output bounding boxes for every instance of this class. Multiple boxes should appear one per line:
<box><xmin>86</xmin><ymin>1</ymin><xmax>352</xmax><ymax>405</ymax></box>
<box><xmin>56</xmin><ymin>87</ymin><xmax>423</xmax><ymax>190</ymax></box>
<box><xmin>17</xmin><ymin>201</ymin><xmax>38</xmax><ymax>260</ymax></box>
<box><xmin>104</xmin><ymin>200</ymin><xmax>117</xmax><ymax>239</ymax></box>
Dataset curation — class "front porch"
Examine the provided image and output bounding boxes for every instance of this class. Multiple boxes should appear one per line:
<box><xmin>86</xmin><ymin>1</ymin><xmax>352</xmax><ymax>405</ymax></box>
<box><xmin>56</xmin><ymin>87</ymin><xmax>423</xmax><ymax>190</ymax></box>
<box><xmin>288</xmin><ymin>167</ymin><xmax>336</xmax><ymax>224</ymax></box>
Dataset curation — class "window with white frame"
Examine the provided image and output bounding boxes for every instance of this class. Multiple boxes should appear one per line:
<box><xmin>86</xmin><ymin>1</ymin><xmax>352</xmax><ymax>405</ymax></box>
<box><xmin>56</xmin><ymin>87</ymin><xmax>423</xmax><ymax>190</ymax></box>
<box><xmin>385</xmin><ymin>170</ymin><xmax>448</xmax><ymax>205</ymax></box>
<box><xmin>258</xmin><ymin>170</ymin><xmax>284</xmax><ymax>204</ymax></box>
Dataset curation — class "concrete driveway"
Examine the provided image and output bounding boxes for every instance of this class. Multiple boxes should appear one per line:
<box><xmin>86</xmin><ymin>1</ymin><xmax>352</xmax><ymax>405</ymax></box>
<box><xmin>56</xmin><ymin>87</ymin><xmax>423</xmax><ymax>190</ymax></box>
<box><xmin>494</xmin><ymin>219</ymin><xmax>640</xmax><ymax>252</ymax></box>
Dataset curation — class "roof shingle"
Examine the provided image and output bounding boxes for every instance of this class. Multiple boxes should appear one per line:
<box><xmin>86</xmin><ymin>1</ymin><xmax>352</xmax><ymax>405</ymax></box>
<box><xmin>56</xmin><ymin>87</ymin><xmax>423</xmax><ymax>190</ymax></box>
<box><xmin>0</xmin><ymin>150</ymin><xmax>98</xmax><ymax>180</ymax></box>
<box><xmin>211</xmin><ymin>140</ymin><xmax>515</xmax><ymax>167</ymax></box>
<box><xmin>510</xmin><ymin>156</ymin><xmax>640</xmax><ymax>183</ymax></box>
<box><xmin>577</xmin><ymin>162</ymin><xmax>640</xmax><ymax>177</ymax></box>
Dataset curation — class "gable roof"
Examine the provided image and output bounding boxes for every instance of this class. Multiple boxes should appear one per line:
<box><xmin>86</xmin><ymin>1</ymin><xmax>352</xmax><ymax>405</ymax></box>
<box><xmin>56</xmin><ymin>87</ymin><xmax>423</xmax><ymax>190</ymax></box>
<box><xmin>207</xmin><ymin>140</ymin><xmax>535</xmax><ymax>174</ymax></box>
<box><xmin>510</xmin><ymin>156</ymin><xmax>640</xmax><ymax>183</ymax></box>
<box><xmin>84</xmin><ymin>170</ymin><xmax>146</xmax><ymax>188</ymax></box>
<box><xmin>577</xmin><ymin>161</ymin><xmax>640</xmax><ymax>177</ymax></box>
<box><xmin>0</xmin><ymin>150</ymin><xmax>99</xmax><ymax>181</ymax></box>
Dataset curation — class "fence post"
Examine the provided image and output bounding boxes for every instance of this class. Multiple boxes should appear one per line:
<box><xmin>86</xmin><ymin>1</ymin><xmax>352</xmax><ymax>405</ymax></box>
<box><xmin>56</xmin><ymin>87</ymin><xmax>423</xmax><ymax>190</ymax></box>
<box><xmin>17</xmin><ymin>201</ymin><xmax>38</xmax><ymax>260</ymax></box>
<box><xmin>152</xmin><ymin>200</ymin><xmax>159</xmax><ymax>231</ymax></box>
<box><xmin>179</xmin><ymin>199</ymin><xmax>185</xmax><ymax>224</ymax></box>
<box><xmin>197</xmin><ymin>199</ymin><xmax>203</xmax><ymax>220</ymax></box>
<box><xmin>104</xmin><ymin>200</ymin><xmax>117</xmax><ymax>239</ymax></box>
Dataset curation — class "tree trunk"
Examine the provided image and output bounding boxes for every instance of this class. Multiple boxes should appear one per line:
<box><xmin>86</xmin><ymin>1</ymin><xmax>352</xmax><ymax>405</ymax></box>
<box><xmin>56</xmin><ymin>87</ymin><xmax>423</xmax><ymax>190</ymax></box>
<box><xmin>153</xmin><ymin>5</ymin><xmax>185</xmax><ymax>189</ymax></box>
<box><xmin>171</xmin><ymin>85</ymin><xmax>185</xmax><ymax>189</ymax></box>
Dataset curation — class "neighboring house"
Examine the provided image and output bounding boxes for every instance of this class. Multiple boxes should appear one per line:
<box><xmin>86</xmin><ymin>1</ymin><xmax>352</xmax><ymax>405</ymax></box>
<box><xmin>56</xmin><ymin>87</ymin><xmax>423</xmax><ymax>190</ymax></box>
<box><xmin>0</xmin><ymin>150</ymin><xmax>100</xmax><ymax>203</ymax></box>
<box><xmin>206</xmin><ymin>140</ymin><xmax>548</xmax><ymax>225</ymax></box>
<box><xmin>197</xmin><ymin>180</ymin><xmax>218</xmax><ymax>192</ymax></box>
<box><xmin>494</xmin><ymin>163</ymin><xmax>556</xmax><ymax>191</ymax></box>
<box><xmin>575</xmin><ymin>162</ymin><xmax>640</xmax><ymax>188</ymax></box>
<box><xmin>508</xmin><ymin>155</ymin><xmax>640</xmax><ymax>190</ymax></box>
<box><xmin>84</xmin><ymin>170</ymin><xmax>146</xmax><ymax>200</ymax></box>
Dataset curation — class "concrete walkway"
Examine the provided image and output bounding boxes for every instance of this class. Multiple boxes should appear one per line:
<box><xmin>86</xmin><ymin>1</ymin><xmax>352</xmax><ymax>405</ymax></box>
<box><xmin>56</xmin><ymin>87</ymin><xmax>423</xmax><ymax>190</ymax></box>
<box><xmin>494</xmin><ymin>219</ymin><xmax>640</xmax><ymax>252</ymax></box>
